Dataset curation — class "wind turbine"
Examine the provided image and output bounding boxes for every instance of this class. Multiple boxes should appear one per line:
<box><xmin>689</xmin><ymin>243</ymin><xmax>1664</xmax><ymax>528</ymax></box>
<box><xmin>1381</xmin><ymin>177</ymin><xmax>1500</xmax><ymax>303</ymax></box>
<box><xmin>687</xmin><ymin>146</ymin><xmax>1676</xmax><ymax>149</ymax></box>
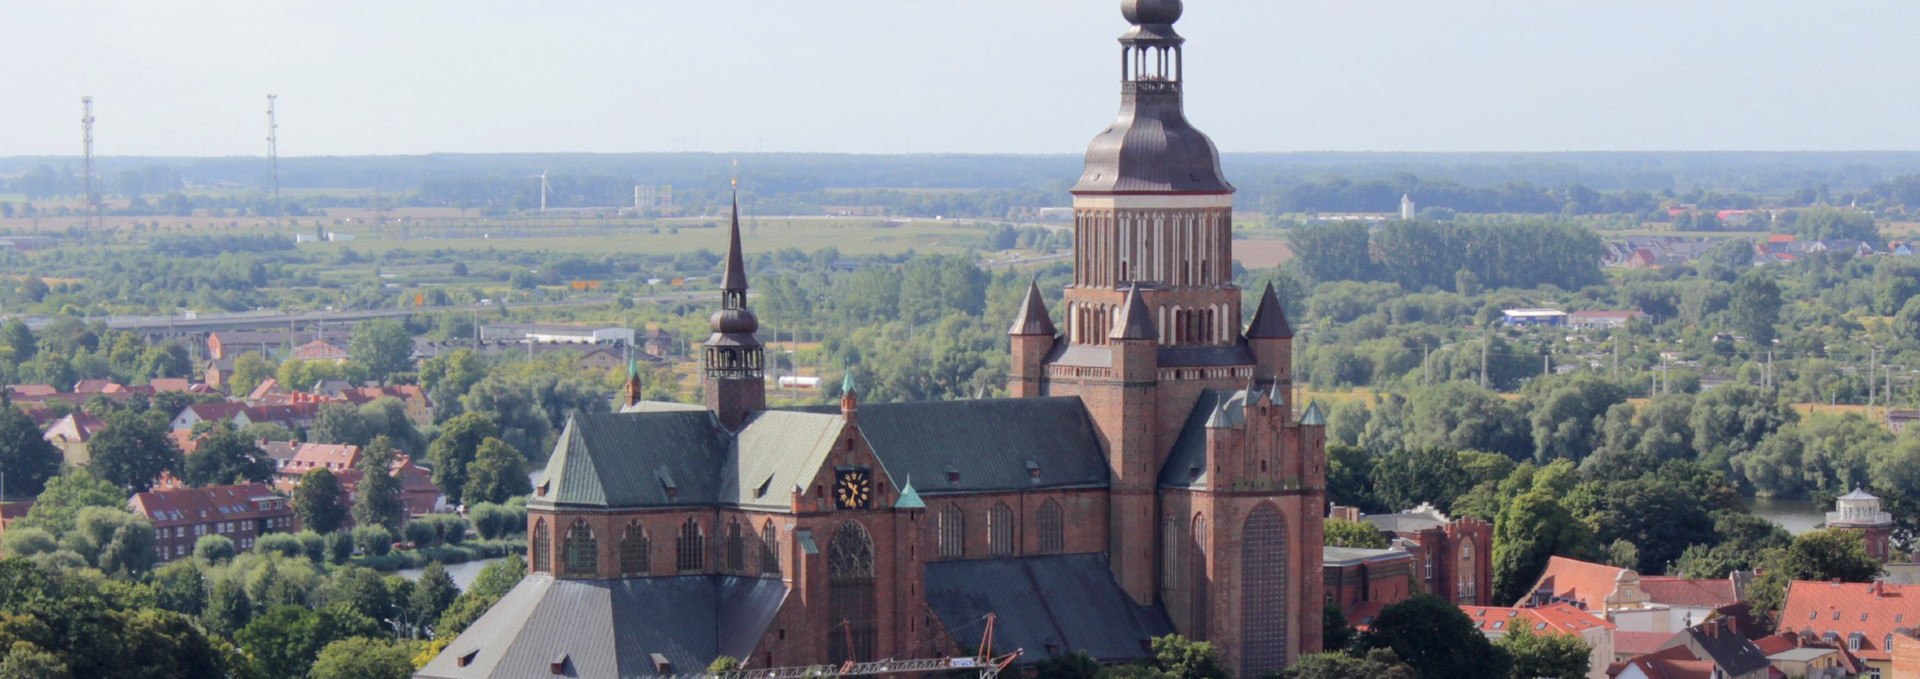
<box><xmin>533</xmin><ymin>168</ymin><xmax>553</xmax><ymax>214</ymax></box>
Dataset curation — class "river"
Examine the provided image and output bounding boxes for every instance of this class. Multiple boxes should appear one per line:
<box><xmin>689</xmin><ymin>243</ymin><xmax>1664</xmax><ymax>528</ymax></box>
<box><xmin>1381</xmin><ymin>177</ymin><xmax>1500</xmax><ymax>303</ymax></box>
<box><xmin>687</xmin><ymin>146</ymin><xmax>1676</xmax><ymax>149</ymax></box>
<box><xmin>1741</xmin><ymin>496</ymin><xmax>1826</xmax><ymax>535</ymax></box>
<box><xmin>398</xmin><ymin>557</ymin><xmax>506</xmax><ymax>590</ymax></box>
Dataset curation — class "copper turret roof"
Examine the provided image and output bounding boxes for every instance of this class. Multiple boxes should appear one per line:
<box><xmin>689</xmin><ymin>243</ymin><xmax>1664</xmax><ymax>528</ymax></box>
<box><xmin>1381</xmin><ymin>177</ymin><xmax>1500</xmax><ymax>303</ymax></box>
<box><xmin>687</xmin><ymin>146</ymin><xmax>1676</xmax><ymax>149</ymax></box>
<box><xmin>1072</xmin><ymin>0</ymin><xmax>1231</xmax><ymax>195</ymax></box>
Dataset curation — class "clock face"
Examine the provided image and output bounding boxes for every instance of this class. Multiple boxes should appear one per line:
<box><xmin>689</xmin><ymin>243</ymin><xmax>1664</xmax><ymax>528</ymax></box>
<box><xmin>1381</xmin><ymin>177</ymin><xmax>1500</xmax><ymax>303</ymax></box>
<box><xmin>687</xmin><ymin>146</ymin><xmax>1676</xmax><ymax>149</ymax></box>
<box><xmin>834</xmin><ymin>468</ymin><xmax>873</xmax><ymax>510</ymax></box>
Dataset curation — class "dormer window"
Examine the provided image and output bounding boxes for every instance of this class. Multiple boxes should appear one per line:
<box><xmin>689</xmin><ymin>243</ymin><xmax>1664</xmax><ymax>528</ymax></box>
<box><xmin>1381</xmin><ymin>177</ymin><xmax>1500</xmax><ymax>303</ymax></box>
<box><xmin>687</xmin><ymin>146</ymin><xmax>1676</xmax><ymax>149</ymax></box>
<box><xmin>1026</xmin><ymin>460</ymin><xmax>1041</xmax><ymax>483</ymax></box>
<box><xmin>946</xmin><ymin>464</ymin><xmax>960</xmax><ymax>486</ymax></box>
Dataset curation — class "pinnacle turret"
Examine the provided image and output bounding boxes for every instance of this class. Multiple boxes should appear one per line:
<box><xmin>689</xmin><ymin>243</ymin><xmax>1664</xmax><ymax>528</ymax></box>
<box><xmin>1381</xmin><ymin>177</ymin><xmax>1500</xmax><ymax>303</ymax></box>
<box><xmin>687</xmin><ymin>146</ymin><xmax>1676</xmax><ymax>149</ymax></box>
<box><xmin>1009</xmin><ymin>279</ymin><xmax>1058</xmax><ymax>336</ymax></box>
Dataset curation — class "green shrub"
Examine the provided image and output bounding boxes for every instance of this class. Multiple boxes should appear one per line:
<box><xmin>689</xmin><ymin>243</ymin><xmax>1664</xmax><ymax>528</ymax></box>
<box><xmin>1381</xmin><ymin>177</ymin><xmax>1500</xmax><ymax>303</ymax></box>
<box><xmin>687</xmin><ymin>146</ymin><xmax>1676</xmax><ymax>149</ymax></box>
<box><xmin>194</xmin><ymin>534</ymin><xmax>236</xmax><ymax>562</ymax></box>
<box><xmin>325</xmin><ymin>530</ymin><xmax>355</xmax><ymax>564</ymax></box>
<box><xmin>353</xmin><ymin>525</ymin><xmax>394</xmax><ymax>557</ymax></box>
<box><xmin>403</xmin><ymin>521</ymin><xmax>437</xmax><ymax>547</ymax></box>
<box><xmin>295</xmin><ymin>530</ymin><xmax>328</xmax><ymax>563</ymax></box>
<box><xmin>254</xmin><ymin>532</ymin><xmax>305</xmax><ymax>558</ymax></box>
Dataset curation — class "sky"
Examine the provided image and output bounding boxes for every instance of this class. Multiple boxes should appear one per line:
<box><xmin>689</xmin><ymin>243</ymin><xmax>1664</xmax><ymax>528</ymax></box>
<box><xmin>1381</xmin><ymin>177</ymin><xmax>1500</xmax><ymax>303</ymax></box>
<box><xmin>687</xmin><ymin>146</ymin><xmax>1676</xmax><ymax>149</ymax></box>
<box><xmin>5</xmin><ymin>1</ymin><xmax>1920</xmax><ymax>157</ymax></box>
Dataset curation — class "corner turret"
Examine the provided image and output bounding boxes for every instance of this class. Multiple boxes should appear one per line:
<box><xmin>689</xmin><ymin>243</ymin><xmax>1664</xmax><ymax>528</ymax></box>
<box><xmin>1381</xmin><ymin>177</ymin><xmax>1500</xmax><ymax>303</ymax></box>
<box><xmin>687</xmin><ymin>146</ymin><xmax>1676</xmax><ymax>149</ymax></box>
<box><xmin>1008</xmin><ymin>279</ymin><xmax>1057</xmax><ymax>398</ymax></box>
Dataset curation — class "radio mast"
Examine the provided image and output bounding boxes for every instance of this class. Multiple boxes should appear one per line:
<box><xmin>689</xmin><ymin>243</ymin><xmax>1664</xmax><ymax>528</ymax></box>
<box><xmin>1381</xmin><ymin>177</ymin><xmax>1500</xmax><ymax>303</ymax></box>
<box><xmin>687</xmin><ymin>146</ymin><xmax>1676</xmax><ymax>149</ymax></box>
<box><xmin>81</xmin><ymin>96</ymin><xmax>98</xmax><ymax>230</ymax></box>
<box><xmin>267</xmin><ymin>94</ymin><xmax>281</xmax><ymax>225</ymax></box>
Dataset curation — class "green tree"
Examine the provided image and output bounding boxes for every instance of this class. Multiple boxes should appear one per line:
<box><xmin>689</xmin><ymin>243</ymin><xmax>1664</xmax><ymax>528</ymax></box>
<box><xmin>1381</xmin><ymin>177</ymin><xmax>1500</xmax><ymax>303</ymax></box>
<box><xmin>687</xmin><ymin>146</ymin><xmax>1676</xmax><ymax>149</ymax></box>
<box><xmin>1369</xmin><ymin>446</ymin><xmax>1475</xmax><ymax>514</ymax></box>
<box><xmin>1497</xmin><ymin>624</ymin><xmax>1590</xmax><ymax>679</ymax></box>
<box><xmin>1280</xmin><ymin>650</ymin><xmax>1414</xmax><ymax>679</ymax></box>
<box><xmin>0</xmin><ymin>319</ymin><xmax>35</xmax><ymax>362</ymax></box>
<box><xmin>1895</xmin><ymin>296</ymin><xmax>1920</xmax><ymax>343</ymax></box>
<box><xmin>293</xmin><ymin>468</ymin><xmax>348</xmax><ymax>534</ymax></box>
<box><xmin>0</xmin><ymin>396</ymin><xmax>60</xmax><ymax>499</ymax></box>
<box><xmin>1526</xmin><ymin>375</ymin><xmax>1628</xmax><ymax>464</ymax></box>
<box><xmin>1690</xmin><ymin>382</ymin><xmax>1795</xmax><ymax>475</ymax></box>
<box><xmin>351</xmin><ymin>436</ymin><xmax>405</xmax><ymax>531</ymax></box>
<box><xmin>19</xmin><ymin>471</ymin><xmax>124</xmax><ymax>535</ymax></box>
<box><xmin>235</xmin><ymin>604</ymin><xmax>380</xmax><ymax>679</ymax></box>
<box><xmin>1144</xmin><ymin>634</ymin><xmax>1229</xmax><ymax>679</ymax></box>
<box><xmin>182</xmin><ymin>422</ymin><xmax>275</xmax><ymax>487</ymax></box>
<box><xmin>708</xmin><ymin>657</ymin><xmax>744</xmax><ymax>673</ymax></box>
<box><xmin>349</xmin><ymin>319</ymin><xmax>416</xmax><ymax>381</ymax></box>
<box><xmin>1729</xmin><ymin>270</ymin><xmax>1782</xmax><ymax>345</ymax></box>
<box><xmin>1322</xmin><ymin>604</ymin><xmax>1355</xmax><ymax>653</ymax></box>
<box><xmin>0</xmin><ymin>640</ymin><xmax>70</xmax><ymax>679</ymax></box>
<box><xmin>1358</xmin><ymin>595</ymin><xmax>1511</xmax><ymax>679</ymax></box>
<box><xmin>86</xmin><ymin>409</ymin><xmax>182</xmax><ymax>494</ymax></box>
<box><xmin>426</xmin><ymin>412</ymin><xmax>496</xmax><ymax>506</ymax></box>
<box><xmin>437</xmin><ymin>555</ymin><xmax>525</xmax><ymax>634</ymax></box>
<box><xmin>195</xmin><ymin>534</ymin><xmax>237</xmax><ymax>562</ymax></box>
<box><xmin>1493</xmin><ymin>490</ymin><xmax>1600</xmax><ymax>605</ymax></box>
<box><xmin>321</xmin><ymin>565</ymin><xmax>397</xmax><ymax>624</ymax></box>
<box><xmin>461</xmin><ymin>437</ymin><xmax>531</xmax><ymax>505</ymax></box>
<box><xmin>1036</xmin><ymin>651</ymin><xmax>1101</xmax><ymax>679</ymax></box>
<box><xmin>228</xmin><ymin>352</ymin><xmax>276</xmax><ymax>397</ymax></box>
<box><xmin>308</xmin><ymin>637</ymin><xmax>420</xmax><ymax>679</ymax></box>
<box><xmin>1324</xmin><ymin>519</ymin><xmax>1389</xmax><ymax>549</ymax></box>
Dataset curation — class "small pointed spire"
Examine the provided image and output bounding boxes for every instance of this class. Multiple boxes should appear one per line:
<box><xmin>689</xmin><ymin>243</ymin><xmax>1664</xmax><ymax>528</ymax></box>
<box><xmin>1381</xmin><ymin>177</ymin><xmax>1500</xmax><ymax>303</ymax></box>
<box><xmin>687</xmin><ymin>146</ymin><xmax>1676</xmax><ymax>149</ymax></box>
<box><xmin>1246</xmin><ymin>281</ymin><xmax>1293</xmax><ymax>339</ymax></box>
<box><xmin>842</xmin><ymin>372</ymin><xmax>857</xmax><ymax>397</ymax></box>
<box><xmin>1300</xmin><ymin>400</ymin><xmax>1328</xmax><ymax>426</ymax></box>
<box><xmin>1008</xmin><ymin>279</ymin><xmax>1058</xmax><ymax>336</ymax></box>
<box><xmin>721</xmin><ymin>186</ymin><xmax>749</xmax><ymax>294</ymax></box>
<box><xmin>1110</xmin><ymin>284</ymin><xmax>1158</xmax><ymax>341</ymax></box>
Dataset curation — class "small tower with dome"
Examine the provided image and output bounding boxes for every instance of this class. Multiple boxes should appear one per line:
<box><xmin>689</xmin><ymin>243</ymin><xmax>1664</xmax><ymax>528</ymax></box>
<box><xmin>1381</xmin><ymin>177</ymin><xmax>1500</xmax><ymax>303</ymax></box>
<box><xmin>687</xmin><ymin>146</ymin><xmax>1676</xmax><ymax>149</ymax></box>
<box><xmin>1827</xmin><ymin>488</ymin><xmax>1895</xmax><ymax>560</ymax></box>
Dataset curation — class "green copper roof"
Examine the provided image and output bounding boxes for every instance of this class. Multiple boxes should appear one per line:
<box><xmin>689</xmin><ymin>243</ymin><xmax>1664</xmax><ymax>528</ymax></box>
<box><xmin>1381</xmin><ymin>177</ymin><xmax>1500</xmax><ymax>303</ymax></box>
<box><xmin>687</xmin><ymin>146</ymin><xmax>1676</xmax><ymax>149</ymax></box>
<box><xmin>894</xmin><ymin>478</ymin><xmax>926</xmax><ymax>509</ymax></box>
<box><xmin>842</xmin><ymin>372</ymin><xmax>856</xmax><ymax>396</ymax></box>
<box><xmin>1300</xmin><ymin>400</ymin><xmax>1327</xmax><ymax>426</ymax></box>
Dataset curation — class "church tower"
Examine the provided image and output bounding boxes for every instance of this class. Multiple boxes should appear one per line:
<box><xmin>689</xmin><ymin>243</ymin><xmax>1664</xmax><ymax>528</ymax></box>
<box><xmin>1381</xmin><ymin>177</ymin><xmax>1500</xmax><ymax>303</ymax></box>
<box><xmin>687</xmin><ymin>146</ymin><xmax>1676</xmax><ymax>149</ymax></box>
<box><xmin>703</xmin><ymin>185</ymin><xmax>765</xmax><ymax>430</ymax></box>
<box><xmin>1010</xmin><ymin>2</ymin><xmax>1323</xmax><ymax>673</ymax></box>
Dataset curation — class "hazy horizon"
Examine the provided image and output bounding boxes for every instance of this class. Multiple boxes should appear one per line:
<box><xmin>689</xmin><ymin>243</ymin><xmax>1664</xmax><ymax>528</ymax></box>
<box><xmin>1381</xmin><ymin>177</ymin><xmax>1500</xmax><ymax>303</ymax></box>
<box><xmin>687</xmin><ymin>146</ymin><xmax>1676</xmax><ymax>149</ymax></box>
<box><xmin>8</xmin><ymin>1</ymin><xmax>1920</xmax><ymax>158</ymax></box>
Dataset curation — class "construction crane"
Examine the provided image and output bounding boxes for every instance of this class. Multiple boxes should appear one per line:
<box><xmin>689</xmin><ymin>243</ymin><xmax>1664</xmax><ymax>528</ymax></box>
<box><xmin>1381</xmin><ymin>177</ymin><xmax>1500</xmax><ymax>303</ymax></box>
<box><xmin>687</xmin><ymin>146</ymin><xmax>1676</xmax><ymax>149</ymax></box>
<box><xmin>632</xmin><ymin>615</ymin><xmax>1021</xmax><ymax>679</ymax></box>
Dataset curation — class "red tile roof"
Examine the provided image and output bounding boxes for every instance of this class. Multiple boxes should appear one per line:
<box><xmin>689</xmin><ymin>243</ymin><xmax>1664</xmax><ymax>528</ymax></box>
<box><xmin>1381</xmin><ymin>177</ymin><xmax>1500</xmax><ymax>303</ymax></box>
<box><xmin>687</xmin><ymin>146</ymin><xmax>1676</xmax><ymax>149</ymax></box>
<box><xmin>1462</xmin><ymin>603</ymin><xmax>1615</xmax><ymax>637</ymax></box>
<box><xmin>9</xmin><ymin>384</ymin><xmax>57</xmax><ymax>397</ymax></box>
<box><xmin>289</xmin><ymin>340</ymin><xmax>348</xmax><ymax>361</ymax></box>
<box><xmin>128</xmin><ymin>482</ymin><xmax>288</xmax><ymax>528</ymax></box>
<box><xmin>180</xmin><ymin>402</ymin><xmax>248</xmax><ymax>425</ymax></box>
<box><xmin>1612</xmin><ymin>646</ymin><xmax>1717</xmax><ymax>679</ymax></box>
<box><xmin>1616</xmin><ymin>631</ymin><xmax>1678</xmax><ymax>657</ymax></box>
<box><xmin>1778</xmin><ymin>580</ymin><xmax>1917</xmax><ymax>662</ymax></box>
<box><xmin>1526</xmin><ymin>556</ymin><xmax>1626</xmax><ymax>609</ymax></box>
<box><xmin>148</xmin><ymin>378</ymin><xmax>192</xmax><ymax>393</ymax></box>
<box><xmin>1641</xmin><ymin>577</ymin><xmax>1741</xmax><ymax>608</ymax></box>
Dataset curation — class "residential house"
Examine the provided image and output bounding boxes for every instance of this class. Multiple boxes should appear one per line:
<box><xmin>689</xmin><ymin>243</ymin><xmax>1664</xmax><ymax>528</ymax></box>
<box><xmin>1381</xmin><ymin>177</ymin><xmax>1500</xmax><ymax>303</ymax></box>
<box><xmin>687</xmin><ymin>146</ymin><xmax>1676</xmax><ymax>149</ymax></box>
<box><xmin>288</xmin><ymin>340</ymin><xmax>350</xmax><ymax>364</ymax></box>
<box><xmin>1359</xmin><ymin>502</ymin><xmax>1494</xmax><ymax>605</ymax></box>
<box><xmin>1323</xmin><ymin>547</ymin><xmax>1414</xmax><ymax>626</ymax></box>
<box><xmin>129</xmin><ymin>477</ymin><xmax>294</xmax><ymax>562</ymax></box>
<box><xmin>1753</xmin><ymin>632</ymin><xmax>1862</xmax><ymax>679</ymax></box>
<box><xmin>258</xmin><ymin>439</ymin><xmax>302</xmax><ymax>470</ymax></box>
<box><xmin>1779</xmin><ymin>580</ymin><xmax>1919</xmax><ymax>677</ymax></box>
<box><xmin>1644</xmin><ymin>619</ymin><xmax>1773</xmax><ymax>679</ymax></box>
<box><xmin>207</xmin><ymin>330</ymin><xmax>348</xmax><ymax>361</ymax></box>
<box><xmin>639</xmin><ymin>327</ymin><xmax>676</xmax><ymax>357</ymax></box>
<box><xmin>337</xmin><ymin>385</ymin><xmax>434</xmax><ymax>426</ymax></box>
<box><xmin>234</xmin><ymin>403</ymin><xmax>323</xmax><ymax>432</ymax></box>
<box><xmin>272</xmin><ymin>443</ymin><xmax>364</xmax><ymax>492</ymax></box>
<box><xmin>203</xmin><ymin>356</ymin><xmax>236</xmax><ymax>390</ymax></box>
<box><xmin>73</xmin><ymin>379</ymin><xmax>124</xmax><ymax>395</ymax></box>
<box><xmin>1522</xmin><ymin>556</ymin><xmax>1745</xmax><ymax>632</ymax></box>
<box><xmin>170</xmin><ymin>402</ymin><xmax>249</xmax><ymax>432</ymax></box>
<box><xmin>1893</xmin><ymin>631</ymin><xmax>1920</xmax><ymax>678</ymax></box>
<box><xmin>42</xmin><ymin>413</ymin><xmax>105</xmax><ymax>465</ymax></box>
<box><xmin>8</xmin><ymin>384</ymin><xmax>57</xmax><ymax>399</ymax></box>
<box><xmin>1463</xmin><ymin>604</ymin><xmax>1616</xmax><ymax>679</ymax></box>
<box><xmin>336</xmin><ymin>453</ymin><xmax>441</xmax><ymax>518</ymax></box>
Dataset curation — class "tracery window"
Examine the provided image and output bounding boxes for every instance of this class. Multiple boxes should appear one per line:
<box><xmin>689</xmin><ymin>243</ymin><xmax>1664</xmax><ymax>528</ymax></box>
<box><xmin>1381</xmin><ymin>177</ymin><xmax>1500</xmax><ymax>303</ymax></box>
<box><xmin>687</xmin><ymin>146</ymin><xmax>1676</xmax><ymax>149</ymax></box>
<box><xmin>760</xmin><ymin>520</ymin><xmax>781</xmax><ymax>575</ymax></box>
<box><xmin>828</xmin><ymin>522</ymin><xmax>877</xmax><ymax>664</ymax></box>
<box><xmin>620</xmin><ymin>521</ymin><xmax>649</xmax><ymax>576</ymax></box>
<box><xmin>563</xmin><ymin>519</ymin><xmax>597</xmax><ymax>576</ymax></box>
<box><xmin>676</xmin><ymin>518</ymin><xmax>704</xmax><ymax>573</ymax></box>
<box><xmin>938</xmin><ymin>504</ymin><xmax>965</xmax><ymax>559</ymax></box>
<box><xmin>531</xmin><ymin>519</ymin><xmax>551</xmax><ymax>574</ymax></box>
<box><xmin>726</xmin><ymin>519</ymin><xmax>746</xmax><ymax>573</ymax></box>
<box><xmin>1036</xmin><ymin>500</ymin><xmax>1064</xmax><ymax>554</ymax></box>
<box><xmin>1240</xmin><ymin>505</ymin><xmax>1290</xmax><ymax>677</ymax></box>
<box><xmin>988</xmin><ymin>502</ymin><xmax>1015</xmax><ymax>556</ymax></box>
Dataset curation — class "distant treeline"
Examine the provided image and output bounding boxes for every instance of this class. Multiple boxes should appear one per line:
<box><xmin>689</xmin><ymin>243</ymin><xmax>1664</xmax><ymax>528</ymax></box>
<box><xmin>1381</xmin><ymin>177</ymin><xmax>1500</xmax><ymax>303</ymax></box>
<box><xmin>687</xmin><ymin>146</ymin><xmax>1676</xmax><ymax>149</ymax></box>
<box><xmin>1290</xmin><ymin>220</ymin><xmax>1606</xmax><ymax>291</ymax></box>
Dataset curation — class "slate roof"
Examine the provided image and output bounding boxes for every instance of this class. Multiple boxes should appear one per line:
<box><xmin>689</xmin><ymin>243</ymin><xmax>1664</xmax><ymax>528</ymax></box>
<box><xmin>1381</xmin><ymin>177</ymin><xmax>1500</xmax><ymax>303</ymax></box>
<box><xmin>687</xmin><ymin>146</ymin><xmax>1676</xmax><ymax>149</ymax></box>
<box><xmin>546</xmin><ymin>397</ymin><xmax>1109</xmax><ymax>510</ymax></box>
<box><xmin>1110</xmin><ymin>285</ymin><xmax>1157</xmax><ymax>341</ymax></box>
<box><xmin>1161</xmin><ymin>388</ymin><xmax>1239</xmax><ymax>489</ymax></box>
<box><xmin>535</xmin><ymin>412</ymin><xmax>730</xmax><ymax>509</ymax></box>
<box><xmin>924</xmin><ymin>554</ymin><xmax>1173</xmax><ymax>665</ymax></box>
<box><xmin>1665</xmin><ymin>622</ymin><xmax>1772</xmax><ymax>676</ymax></box>
<box><xmin>859</xmin><ymin>398</ymin><xmax>1109</xmax><ymax>495</ymax></box>
<box><xmin>1245</xmin><ymin>282</ymin><xmax>1293</xmax><ymax>339</ymax></box>
<box><xmin>415</xmin><ymin>574</ymin><xmax>786</xmax><ymax>679</ymax></box>
<box><xmin>1009</xmin><ymin>280</ymin><xmax>1058</xmax><ymax>337</ymax></box>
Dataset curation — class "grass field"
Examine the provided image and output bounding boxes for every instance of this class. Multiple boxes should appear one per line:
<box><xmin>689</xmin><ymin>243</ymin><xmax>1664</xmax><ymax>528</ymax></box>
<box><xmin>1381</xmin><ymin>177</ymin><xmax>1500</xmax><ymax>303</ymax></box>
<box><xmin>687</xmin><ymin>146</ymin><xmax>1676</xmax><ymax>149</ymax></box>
<box><xmin>302</xmin><ymin>218</ymin><xmax>990</xmax><ymax>256</ymax></box>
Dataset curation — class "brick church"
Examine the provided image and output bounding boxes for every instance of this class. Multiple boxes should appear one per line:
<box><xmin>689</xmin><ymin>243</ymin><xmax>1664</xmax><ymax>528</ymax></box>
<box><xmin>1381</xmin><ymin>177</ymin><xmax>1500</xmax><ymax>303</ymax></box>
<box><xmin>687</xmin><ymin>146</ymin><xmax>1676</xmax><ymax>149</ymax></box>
<box><xmin>418</xmin><ymin>2</ymin><xmax>1327</xmax><ymax>677</ymax></box>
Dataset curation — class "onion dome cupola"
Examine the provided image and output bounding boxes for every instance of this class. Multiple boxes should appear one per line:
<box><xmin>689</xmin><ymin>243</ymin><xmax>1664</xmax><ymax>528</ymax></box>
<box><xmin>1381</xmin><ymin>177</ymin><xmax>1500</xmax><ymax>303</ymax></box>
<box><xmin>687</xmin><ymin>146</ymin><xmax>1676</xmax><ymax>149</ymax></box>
<box><xmin>1073</xmin><ymin>0</ymin><xmax>1232</xmax><ymax>195</ymax></box>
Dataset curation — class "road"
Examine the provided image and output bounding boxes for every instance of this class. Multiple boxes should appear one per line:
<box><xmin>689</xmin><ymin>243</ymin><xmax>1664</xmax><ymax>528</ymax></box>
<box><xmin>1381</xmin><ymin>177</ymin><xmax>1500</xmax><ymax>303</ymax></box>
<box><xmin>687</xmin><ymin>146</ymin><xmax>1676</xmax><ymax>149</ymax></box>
<box><xmin>8</xmin><ymin>293</ymin><xmax>707</xmax><ymax>335</ymax></box>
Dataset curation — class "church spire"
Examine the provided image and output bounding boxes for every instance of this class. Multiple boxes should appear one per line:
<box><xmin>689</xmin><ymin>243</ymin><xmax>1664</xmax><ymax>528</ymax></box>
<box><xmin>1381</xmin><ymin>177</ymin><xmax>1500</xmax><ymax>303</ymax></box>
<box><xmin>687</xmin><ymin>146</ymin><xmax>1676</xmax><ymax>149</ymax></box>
<box><xmin>1246</xmin><ymin>281</ymin><xmax>1293</xmax><ymax>339</ymax></box>
<box><xmin>720</xmin><ymin>173</ymin><xmax>749</xmax><ymax>307</ymax></box>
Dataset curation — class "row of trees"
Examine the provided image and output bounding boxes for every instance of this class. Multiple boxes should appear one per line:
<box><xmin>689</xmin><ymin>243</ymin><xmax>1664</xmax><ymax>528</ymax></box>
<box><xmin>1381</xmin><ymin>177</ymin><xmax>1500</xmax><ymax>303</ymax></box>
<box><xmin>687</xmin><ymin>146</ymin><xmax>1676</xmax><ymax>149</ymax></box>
<box><xmin>1290</xmin><ymin>220</ymin><xmax>1606</xmax><ymax>293</ymax></box>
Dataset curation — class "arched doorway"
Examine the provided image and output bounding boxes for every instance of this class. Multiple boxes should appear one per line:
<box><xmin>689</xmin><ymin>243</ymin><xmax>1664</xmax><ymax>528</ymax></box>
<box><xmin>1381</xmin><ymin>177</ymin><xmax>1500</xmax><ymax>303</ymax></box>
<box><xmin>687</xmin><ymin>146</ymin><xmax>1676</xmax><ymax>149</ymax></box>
<box><xmin>828</xmin><ymin>521</ymin><xmax>876</xmax><ymax>664</ymax></box>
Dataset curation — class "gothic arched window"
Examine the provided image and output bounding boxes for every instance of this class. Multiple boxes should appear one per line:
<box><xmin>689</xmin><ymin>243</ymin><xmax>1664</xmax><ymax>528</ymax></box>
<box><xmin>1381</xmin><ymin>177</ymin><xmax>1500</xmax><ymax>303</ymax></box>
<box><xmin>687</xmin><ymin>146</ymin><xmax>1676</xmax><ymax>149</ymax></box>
<box><xmin>938</xmin><ymin>504</ymin><xmax>965</xmax><ymax>559</ymax></box>
<box><xmin>1036</xmin><ymin>500</ymin><xmax>1064</xmax><ymax>554</ymax></box>
<box><xmin>726</xmin><ymin>519</ymin><xmax>746</xmax><ymax>573</ymax></box>
<box><xmin>988</xmin><ymin>502</ymin><xmax>1015</xmax><ymax>556</ymax></box>
<box><xmin>1163</xmin><ymin>514</ymin><xmax>1181</xmax><ymax>592</ymax></box>
<box><xmin>563</xmin><ymin>519</ymin><xmax>597</xmax><ymax>576</ymax></box>
<box><xmin>828</xmin><ymin>522</ymin><xmax>877</xmax><ymax>664</ymax></box>
<box><xmin>1240</xmin><ymin>505</ymin><xmax>1290</xmax><ymax>677</ymax></box>
<box><xmin>760</xmin><ymin>520</ymin><xmax>781</xmax><ymax>576</ymax></box>
<box><xmin>620</xmin><ymin>521</ymin><xmax>649</xmax><ymax>577</ymax></box>
<box><xmin>531</xmin><ymin>519</ymin><xmax>550</xmax><ymax>574</ymax></box>
<box><xmin>676</xmin><ymin>518</ymin><xmax>704</xmax><ymax>573</ymax></box>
